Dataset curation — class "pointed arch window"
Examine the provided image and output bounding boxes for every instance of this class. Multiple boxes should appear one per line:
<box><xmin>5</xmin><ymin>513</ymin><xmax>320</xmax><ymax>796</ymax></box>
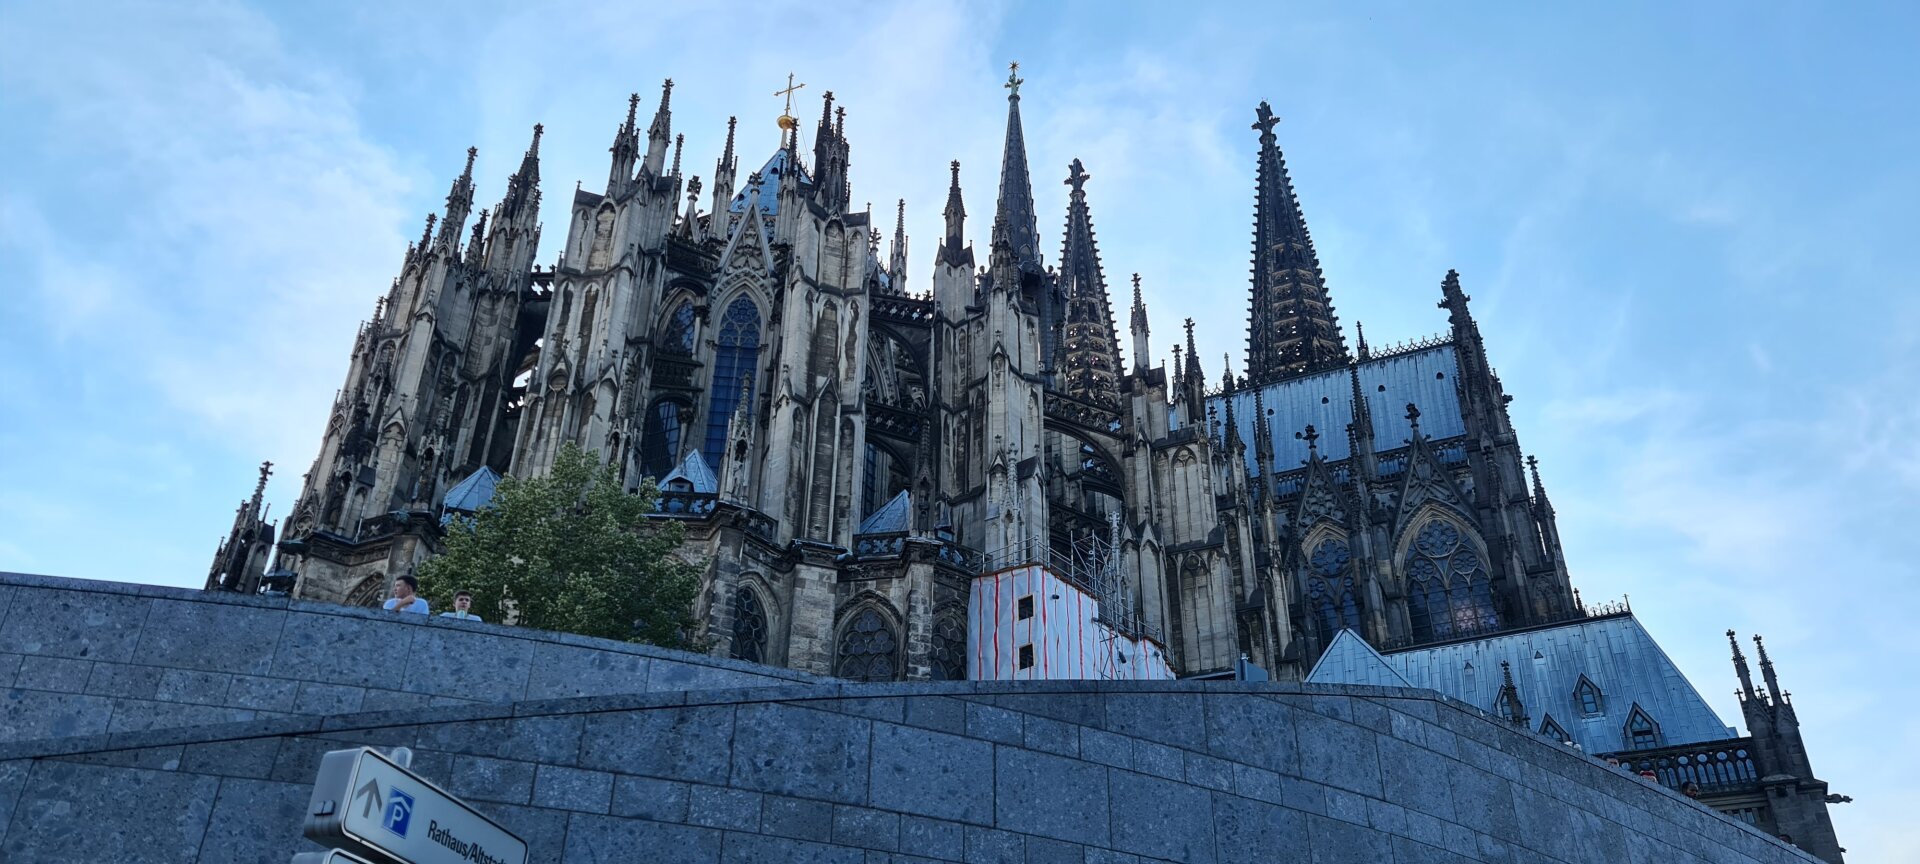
<box><xmin>930</xmin><ymin>614</ymin><xmax>967</xmax><ymax>681</ymax></box>
<box><xmin>729</xmin><ymin>586</ymin><xmax>767</xmax><ymax>664</ymax></box>
<box><xmin>640</xmin><ymin>398</ymin><xmax>689</xmax><ymax>478</ymax></box>
<box><xmin>1306</xmin><ymin>538</ymin><xmax>1362</xmax><ymax>642</ymax></box>
<box><xmin>703</xmin><ymin>296</ymin><xmax>761</xmax><ymax>468</ymax></box>
<box><xmin>1625</xmin><ymin>704</ymin><xmax>1661</xmax><ymax>750</ymax></box>
<box><xmin>1403</xmin><ymin>519</ymin><xmax>1500</xmax><ymax>644</ymax></box>
<box><xmin>1539</xmin><ymin>714</ymin><xmax>1570</xmax><ymax>743</ymax></box>
<box><xmin>662</xmin><ymin>299</ymin><xmax>697</xmax><ymax>354</ymax></box>
<box><xmin>1574</xmin><ymin>675</ymin><xmax>1605</xmax><ymax>716</ymax></box>
<box><xmin>835</xmin><ymin>607</ymin><xmax>899</xmax><ymax>682</ymax></box>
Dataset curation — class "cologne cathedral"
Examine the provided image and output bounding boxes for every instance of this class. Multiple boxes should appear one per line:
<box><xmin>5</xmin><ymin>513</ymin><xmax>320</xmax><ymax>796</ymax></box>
<box><xmin>197</xmin><ymin>67</ymin><xmax>1849</xmax><ymax>858</ymax></box>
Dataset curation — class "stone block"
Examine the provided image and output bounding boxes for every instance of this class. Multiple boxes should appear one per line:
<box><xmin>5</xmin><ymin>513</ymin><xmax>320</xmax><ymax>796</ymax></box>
<box><xmin>1212</xmin><ymin>791</ymin><xmax>1305</xmax><ymax>864</ymax></box>
<box><xmin>994</xmin><ymin>692</ymin><xmax>1105</xmax><ymax>728</ymax></box>
<box><xmin>1025</xmin><ymin>836</ymin><xmax>1086</xmax><ymax>864</ymax></box>
<box><xmin>1083</xmin><ymin>850</ymin><xmax>1143</xmax><ymax>864</ymax></box>
<box><xmin>192</xmin><ymin>776</ymin><xmax>311</xmax><ymax>864</ymax></box>
<box><xmin>532</xmin><ymin>763</ymin><xmax>614</xmax><ymax>812</ymax></box>
<box><xmin>1109</xmin><ymin>769</ymin><xmax>1213</xmax><ymax>863</ymax></box>
<box><xmin>525</xmin><ymin>642</ymin><xmax>651</xmax><ymax>700</ymax></box>
<box><xmin>450</xmin><ymin>754</ymin><xmax>536</xmax><ymax>804</ymax></box>
<box><xmin>761</xmin><ymin>793</ymin><xmax>833</xmax><ymax>841</ymax></box>
<box><xmin>1105</xmin><ymin>691</ymin><xmax>1205</xmax><ymax>750</ymax></box>
<box><xmin>1183</xmin><ymin>751</ymin><xmax>1234</xmax><ymax>792</ymax></box>
<box><xmin>136</xmin><ymin>598</ymin><xmax>284</xmax><ymax>675</ymax></box>
<box><xmin>477</xmin><ymin>802</ymin><xmax>571</xmax><ymax>864</ymax></box>
<box><xmin>613</xmin><ymin>775</ymin><xmax>692</xmax><ymax>823</ymax></box>
<box><xmin>1447</xmin><ymin>762</ymin><xmax>1519</xmax><ymax>844</ymax></box>
<box><xmin>0</xmin><ymin>760</ymin><xmax>217</xmax><ymax>862</ymax></box>
<box><xmin>995</xmin><ymin>747</ymin><xmax>1109</xmax><ymax>847</ymax></box>
<box><xmin>1203</xmin><ymin>693</ymin><xmax>1299</xmax><ymax>776</ymax></box>
<box><xmin>225</xmin><ymin>675</ymin><xmax>299</xmax><ymax>712</ymax></box>
<box><xmin>0</xmin><ymin>653</ymin><xmax>19</xmax><ymax>688</ymax></box>
<box><xmin>180</xmin><ymin>737</ymin><xmax>283</xmax><ymax>779</ymax></box>
<box><xmin>404</xmin><ymin>627</ymin><xmax>535</xmax><ymax>702</ymax></box>
<box><xmin>829</xmin><ymin>697</ymin><xmax>907</xmax><ymax>724</ymax></box>
<box><xmin>1306</xmin><ymin>812</ymin><xmax>1394</xmax><ymax>864</ymax></box>
<box><xmin>650</xmin><ymin>658</ymin><xmax>788</xmax><ymax>692</ymax></box>
<box><xmin>729</xmin><ymin>703</ymin><xmax>870</xmax><ymax>805</ymax></box>
<box><xmin>1391</xmin><ymin>836</ymin><xmax>1469</xmax><ymax>864</ymax></box>
<box><xmin>580</xmin><ymin>705</ymin><xmax>733</xmax><ymax>783</ymax></box>
<box><xmin>964</xmin><ymin>825</ymin><xmax>1025</xmax><ymax>864</ymax></box>
<box><xmin>902</xmin><ymin>695</ymin><xmax>967</xmax><ymax>735</ymax></box>
<box><xmin>15</xmin><ymin>654</ymin><xmax>92</xmax><ymax>692</ymax></box>
<box><xmin>690</xmin><ymin>784</ymin><xmax>764</xmax><ymax>831</ymax></box>
<box><xmin>84</xmin><ymin>662</ymin><xmax>163</xmax><ymax>699</ymax></box>
<box><xmin>1365</xmin><ymin>798</ymin><xmax>1408</xmax><ymax>836</ymax></box>
<box><xmin>834</xmin><ymin>804</ymin><xmax>901</xmax><ymax>851</ymax></box>
<box><xmin>0</xmin><ymin>587</ymin><xmax>148</xmax><ymax>663</ymax></box>
<box><xmin>563</xmin><ymin>812</ymin><xmax>723</xmax><ymax>864</ymax></box>
<box><xmin>269</xmin><ymin>611</ymin><xmax>410</xmax><ymax>689</ymax></box>
<box><xmin>869</xmin><ymin>722</ymin><xmax>993</xmax><ymax>825</ymax></box>
<box><xmin>1229</xmin><ymin>763</ymin><xmax>1285</xmax><ymax>805</ymax></box>
<box><xmin>1078</xmin><ymin>727</ymin><xmax>1131</xmax><ymax>769</ymax></box>
<box><xmin>1022</xmin><ymin>714</ymin><xmax>1080</xmax><ymax>757</ymax></box>
<box><xmin>293</xmin><ymin>681</ymin><xmax>366</xmax><ymax>715</ymax></box>
<box><xmin>964</xmin><ymin>701</ymin><xmax>1023</xmax><ymax>745</ymax></box>
<box><xmin>900</xmin><ymin>815</ymin><xmax>964</xmax><ymax>860</ymax></box>
<box><xmin>1130</xmin><ymin>738</ymin><xmax>1184</xmax><ymax>781</ymax></box>
<box><xmin>156</xmin><ymin>668</ymin><xmax>231</xmax><ymax>705</ymax></box>
<box><xmin>0</xmin><ymin>760</ymin><xmax>27</xmax><ymax>840</ymax></box>
<box><xmin>1325</xmin><ymin>787</ymin><xmax>1369</xmax><ymax>826</ymax></box>
<box><xmin>358</xmin><ymin>688</ymin><xmax>433</xmax><ymax>711</ymax></box>
<box><xmin>1293</xmin><ymin>708</ymin><xmax>1381</xmax><ymax>797</ymax></box>
<box><xmin>720</xmin><ymin>831</ymin><xmax>866</xmax><ymax>864</ymax></box>
<box><xmin>106</xmin><ymin>697</ymin><xmax>253</xmax><ymax>735</ymax></box>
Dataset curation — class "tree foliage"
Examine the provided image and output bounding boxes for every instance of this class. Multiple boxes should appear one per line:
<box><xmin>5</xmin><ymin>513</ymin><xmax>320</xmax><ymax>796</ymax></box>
<box><xmin>418</xmin><ymin>443</ymin><xmax>702</xmax><ymax>647</ymax></box>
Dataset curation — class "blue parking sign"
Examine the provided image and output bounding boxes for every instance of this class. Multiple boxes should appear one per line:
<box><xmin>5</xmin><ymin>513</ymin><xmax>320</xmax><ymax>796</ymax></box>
<box><xmin>383</xmin><ymin>786</ymin><xmax>415</xmax><ymax>838</ymax></box>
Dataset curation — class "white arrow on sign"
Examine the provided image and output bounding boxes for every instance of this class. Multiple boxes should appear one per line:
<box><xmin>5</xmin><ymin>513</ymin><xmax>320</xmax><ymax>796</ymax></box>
<box><xmin>304</xmin><ymin>747</ymin><xmax>528</xmax><ymax>864</ymax></box>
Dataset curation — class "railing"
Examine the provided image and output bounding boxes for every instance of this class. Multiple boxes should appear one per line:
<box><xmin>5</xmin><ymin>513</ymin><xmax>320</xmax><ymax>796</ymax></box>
<box><xmin>1600</xmin><ymin>738</ymin><xmax>1761</xmax><ymax>795</ymax></box>
<box><xmin>655</xmin><ymin>490</ymin><xmax>717</xmax><ymax>516</ymax></box>
<box><xmin>1375</xmin><ymin>595</ymin><xmax>1633</xmax><ymax>652</ymax></box>
<box><xmin>652</xmin><ymin>356</ymin><xmax>702</xmax><ymax>390</ymax></box>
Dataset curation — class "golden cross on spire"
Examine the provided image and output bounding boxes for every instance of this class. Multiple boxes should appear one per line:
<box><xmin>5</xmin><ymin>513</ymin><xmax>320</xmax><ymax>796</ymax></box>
<box><xmin>1005</xmin><ymin>61</ymin><xmax>1023</xmax><ymax>97</ymax></box>
<box><xmin>775</xmin><ymin>72</ymin><xmax>806</xmax><ymax>130</ymax></box>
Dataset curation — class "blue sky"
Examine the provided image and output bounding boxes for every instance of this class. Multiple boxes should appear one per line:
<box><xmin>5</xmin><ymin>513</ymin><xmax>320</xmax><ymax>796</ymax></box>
<box><xmin>2</xmin><ymin>1</ymin><xmax>1913</xmax><ymax>855</ymax></box>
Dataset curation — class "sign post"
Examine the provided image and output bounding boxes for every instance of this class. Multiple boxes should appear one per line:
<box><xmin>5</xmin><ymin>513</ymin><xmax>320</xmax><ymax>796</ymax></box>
<box><xmin>304</xmin><ymin>747</ymin><xmax>527</xmax><ymax>864</ymax></box>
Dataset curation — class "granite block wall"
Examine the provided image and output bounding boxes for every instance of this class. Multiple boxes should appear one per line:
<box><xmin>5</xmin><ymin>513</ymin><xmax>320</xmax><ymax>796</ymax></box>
<box><xmin>0</xmin><ymin>572</ymin><xmax>816</xmax><ymax>747</ymax></box>
<box><xmin>0</xmin><ymin>680</ymin><xmax>1819</xmax><ymax>864</ymax></box>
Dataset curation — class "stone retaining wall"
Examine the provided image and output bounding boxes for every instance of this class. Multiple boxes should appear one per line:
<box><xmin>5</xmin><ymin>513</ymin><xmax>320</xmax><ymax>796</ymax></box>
<box><xmin>0</xmin><ymin>572</ymin><xmax>815</xmax><ymax>745</ymax></box>
<box><xmin>0</xmin><ymin>679</ymin><xmax>1817</xmax><ymax>864</ymax></box>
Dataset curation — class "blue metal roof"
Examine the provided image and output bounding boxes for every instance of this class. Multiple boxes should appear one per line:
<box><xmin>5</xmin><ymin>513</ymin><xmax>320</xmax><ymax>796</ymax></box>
<box><xmin>1209</xmin><ymin>343</ymin><xmax>1466</xmax><ymax>476</ymax></box>
<box><xmin>1307</xmin><ymin>615</ymin><xmax>1737</xmax><ymax>753</ymax></box>
<box><xmin>1307</xmin><ymin>630</ymin><xmax>1411</xmax><ymax>688</ymax></box>
<box><xmin>441</xmin><ymin>466</ymin><xmax>500</xmax><ymax>514</ymax></box>
<box><xmin>728</xmin><ymin>149</ymin><xmax>810</xmax><ymax>216</ymax></box>
<box><xmin>661</xmin><ymin>450</ymin><xmax>718</xmax><ymax>494</ymax></box>
<box><xmin>857</xmin><ymin>490</ymin><xmax>912</xmax><ymax>535</ymax></box>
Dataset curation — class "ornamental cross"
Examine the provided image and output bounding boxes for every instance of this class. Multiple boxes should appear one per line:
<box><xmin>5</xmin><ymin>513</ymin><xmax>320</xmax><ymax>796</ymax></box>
<box><xmin>1005</xmin><ymin>62</ymin><xmax>1023</xmax><ymax>97</ymax></box>
<box><xmin>775</xmin><ymin>73</ymin><xmax>806</xmax><ymax>116</ymax></box>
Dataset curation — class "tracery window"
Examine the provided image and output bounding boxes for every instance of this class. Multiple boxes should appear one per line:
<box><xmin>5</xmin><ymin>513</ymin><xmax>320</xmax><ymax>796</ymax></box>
<box><xmin>640</xmin><ymin>398</ymin><xmax>687</xmax><ymax>478</ymax></box>
<box><xmin>1403</xmin><ymin>520</ymin><xmax>1500</xmax><ymax>644</ymax></box>
<box><xmin>703</xmin><ymin>296</ymin><xmax>760</xmax><ymax>468</ymax></box>
<box><xmin>930</xmin><ymin>615</ymin><xmax>967</xmax><ymax>680</ymax></box>
<box><xmin>729</xmin><ymin>586</ymin><xmax>767</xmax><ymax>664</ymax></box>
<box><xmin>1626</xmin><ymin>705</ymin><xmax>1661</xmax><ymax>750</ymax></box>
<box><xmin>835</xmin><ymin>608</ymin><xmax>899</xmax><ymax>682</ymax></box>
<box><xmin>1306</xmin><ymin>538</ymin><xmax>1362</xmax><ymax>642</ymax></box>
<box><xmin>662</xmin><ymin>300</ymin><xmax>697</xmax><ymax>354</ymax></box>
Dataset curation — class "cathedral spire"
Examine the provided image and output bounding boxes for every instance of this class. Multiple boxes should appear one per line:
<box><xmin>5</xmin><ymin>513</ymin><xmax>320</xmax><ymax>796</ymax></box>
<box><xmin>1129</xmin><ymin>273</ymin><xmax>1150</xmax><ymax>374</ymax></box>
<box><xmin>1754</xmin><ymin>634</ymin><xmax>1784</xmax><ymax>705</ymax></box>
<box><xmin>1527</xmin><ymin>455</ymin><xmax>1553</xmax><ymax>513</ymax></box>
<box><xmin>1245</xmin><ymin>101</ymin><xmax>1348</xmax><ymax>384</ymax></box>
<box><xmin>1222</xmin><ymin>357</ymin><xmax>1242</xmax><ymax>448</ymax></box>
<box><xmin>1057</xmin><ymin>158</ymin><xmax>1122</xmax><ymax>407</ymax></box>
<box><xmin>500</xmin><ymin>124</ymin><xmax>542</xmax><ymax>221</ymax></box>
<box><xmin>1729</xmin><ymin>629</ymin><xmax>1758</xmax><ymax>702</ymax></box>
<box><xmin>644</xmin><ymin>79</ymin><xmax>673</xmax><ymax>175</ymax></box>
<box><xmin>810</xmin><ymin>91</ymin><xmax>852</xmax><ymax>213</ymax></box>
<box><xmin>1354</xmin><ymin>321</ymin><xmax>1370</xmax><ymax>361</ymax></box>
<box><xmin>438</xmin><ymin>147</ymin><xmax>476</xmax><ymax>248</ymax></box>
<box><xmin>712</xmin><ymin>116</ymin><xmax>739</xmax><ymax>231</ymax></box>
<box><xmin>993</xmin><ymin>62</ymin><xmax>1042</xmax><ymax>272</ymax></box>
<box><xmin>609</xmin><ymin>92</ymin><xmax>641</xmax><ymax>194</ymax></box>
<box><xmin>940</xmin><ymin>160</ymin><xmax>969</xmax><ymax>266</ymax></box>
<box><xmin>889</xmin><ymin>198</ymin><xmax>909</xmax><ymax>288</ymax></box>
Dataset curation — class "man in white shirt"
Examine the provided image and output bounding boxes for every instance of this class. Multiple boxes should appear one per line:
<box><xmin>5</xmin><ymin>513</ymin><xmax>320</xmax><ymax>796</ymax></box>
<box><xmin>439</xmin><ymin>590</ymin><xmax>483</xmax><ymax>622</ymax></box>
<box><xmin>382</xmin><ymin>575</ymin><xmax>429</xmax><ymax>614</ymax></box>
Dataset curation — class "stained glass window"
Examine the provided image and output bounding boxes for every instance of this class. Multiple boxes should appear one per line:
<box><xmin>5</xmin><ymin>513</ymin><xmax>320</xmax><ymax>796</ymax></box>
<box><xmin>1403</xmin><ymin>520</ymin><xmax>1500</xmax><ymax>644</ymax></box>
<box><xmin>640</xmin><ymin>399</ymin><xmax>686</xmax><ymax>478</ymax></box>
<box><xmin>930</xmin><ymin>615</ymin><xmax>966</xmax><ymax>680</ymax></box>
<box><xmin>662</xmin><ymin>300</ymin><xmax>697</xmax><ymax>354</ymax></box>
<box><xmin>703</xmin><ymin>296</ymin><xmax>760</xmax><ymax>468</ymax></box>
<box><xmin>729</xmin><ymin>586</ymin><xmax>766</xmax><ymax>664</ymax></box>
<box><xmin>1306</xmin><ymin>538</ymin><xmax>1361</xmax><ymax>641</ymax></box>
<box><xmin>835</xmin><ymin>608</ymin><xmax>898</xmax><ymax>682</ymax></box>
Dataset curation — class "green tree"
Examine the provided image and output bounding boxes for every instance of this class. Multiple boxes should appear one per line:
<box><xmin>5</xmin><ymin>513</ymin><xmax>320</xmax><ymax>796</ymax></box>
<box><xmin>418</xmin><ymin>443</ymin><xmax>702</xmax><ymax>647</ymax></box>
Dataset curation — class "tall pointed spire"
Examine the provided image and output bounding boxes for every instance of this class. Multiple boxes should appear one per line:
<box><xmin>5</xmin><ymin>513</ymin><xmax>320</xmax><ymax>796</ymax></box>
<box><xmin>438</xmin><ymin>146</ymin><xmax>477</xmax><ymax>248</ymax></box>
<box><xmin>940</xmin><ymin>159</ymin><xmax>969</xmax><ymax>267</ymax></box>
<box><xmin>993</xmin><ymin>62</ymin><xmax>1042</xmax><ymax>272</ymax></box>
<box><xmin>1754</xmin><ymin>634</ymin><xmax>1783</xmax><ymax>703</ymax></box>
<box><xmin>1729</xmin><ymin>629</ymin><xmax>1757</xmax><ymax>701</ymax></box>
<box><xmin>1245</xmin><ymin>101</ymin><xmax>1348</xmax><ymax>384</ymax></box>
<box><xmin>1527</xmin><ymin>455</ymin><xmax>1552</xmax><ymax>512</ymax></box>
<box><xmin>501</xmin><ymin>123</ymin><xmax>542</xmax><ymax>221</ymax></box>
<box><xmin>1129</xmin><ymin>273</ymin><xmax>1150</xmax><ymax>374</ymax></box>
<box><xmin>1354</xmin><ymin>321</ymin><xmax>1371</xmax><ymax>361</ymax></box>
<box><xmin>1057</xmin><ymin>159</ymin><xmax>1122</xmax><ymax>408</ymax></box>
<box><xmin>711</xmin><ymin>116</ymin><xmax>739</xmax><ymax>229</ymax></box>
<box><xmin>644</xmin><ymin>79</ymin><xmax>673</xmax><ymax>175</ymax></box>
<box><xmin>609</xmin><ymin>93</ymin><xmax>641</xmax><ymax>194</ymax></box>
<box><xmin>888</xmin><ymin>198</ymin><xmax>909</xmax><ymax>288</ymax></box>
